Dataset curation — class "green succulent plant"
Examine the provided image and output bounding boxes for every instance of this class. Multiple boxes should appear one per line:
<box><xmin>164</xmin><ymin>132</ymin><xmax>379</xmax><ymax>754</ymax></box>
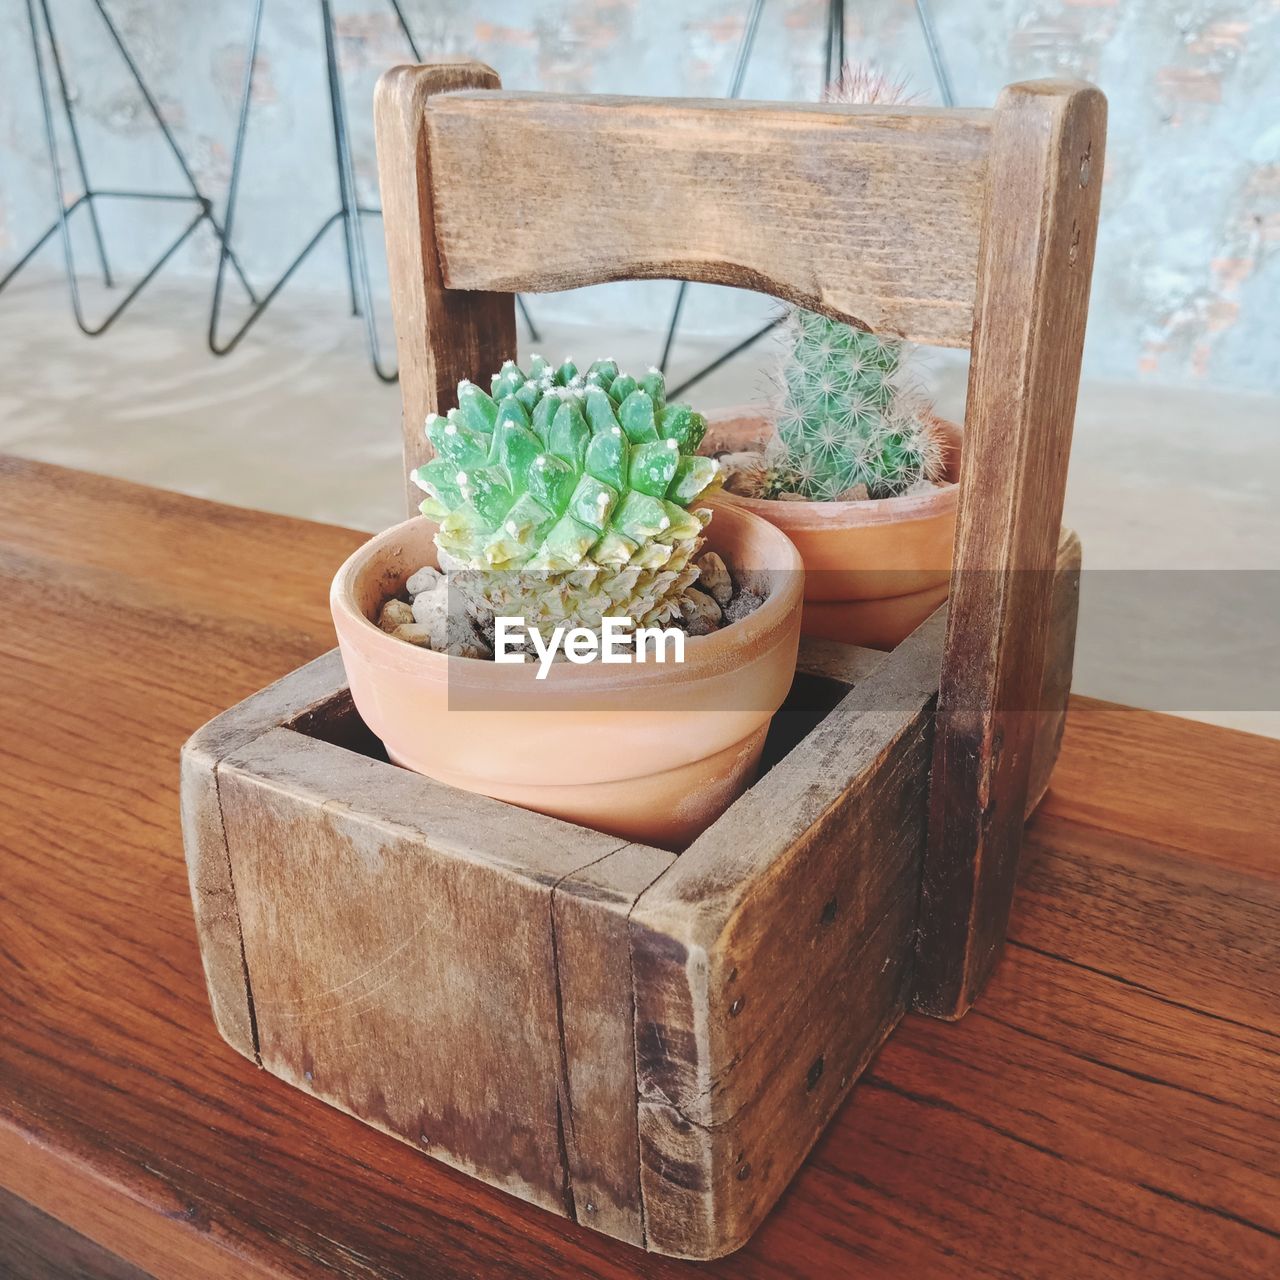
<box><xmin>762</xmin><ymin>308</ymin><xmax>941</xmax><ymax>502</ymax></box>
<box><xmin>412</xmin><ymin>356</ymin><xmax>721</xmax><ymax>632</ymax></box>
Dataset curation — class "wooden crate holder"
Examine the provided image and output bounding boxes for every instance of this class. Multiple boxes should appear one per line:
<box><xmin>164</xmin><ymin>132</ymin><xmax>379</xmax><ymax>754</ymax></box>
<box><xmin>182</xmin><ymin>540</ymin><xmax>1078</xmax><ymax>1258</ymax></box>
<box><xmin>182</xmin><ymin>62</ymin><xmax>1104</xmax><ymax>1259</ymax></box>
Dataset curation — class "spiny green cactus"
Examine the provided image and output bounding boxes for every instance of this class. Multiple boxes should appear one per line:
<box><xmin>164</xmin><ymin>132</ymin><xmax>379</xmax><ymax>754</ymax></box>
<box><xmin>412</xmin><ymin>356</ymin><xmax>721</xmax><ymax>633</ymax></box>
<box><xmin>751</xmin><ymin>63</ymin><xmax>942</xmax><ymax>503</ymax></box>
<box><xmin>762</xmin><ymin>308</ymin><xmax>941</xmax><ymax>501</ymax></box>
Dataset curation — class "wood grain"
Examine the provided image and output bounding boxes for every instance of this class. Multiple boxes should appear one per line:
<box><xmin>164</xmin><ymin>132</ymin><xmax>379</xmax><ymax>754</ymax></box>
<box><xmin>0</xmin><ymin>1185</ymin><xmax>152</xmax><ymax>1280</ymax></box>
<box><xmin>190</xmin><ymin>663</ymin><xmax>682</xmax><ymax>1248</ymax></box>
<box><xmin>1</xmin><ymin>458</ymin><xmax>1277</xmax><ymax>1277</ymax></box>
<box><xmin>792</xmin><ymin>636</ymin><xmax>888</xmax><ymax>686</ymax></box>
<box><xmin>915</xmin><ymin>82</ymin><xmax>1107</xmax><ymax>1019</ymax></box>
<box><xmin>1028</xmin><ymin>527</ymin><xmax>1082</xmax><ymax>812</ymax></box>
<box><xmin>217</xmin><ymin>725</ymin><xmax>633</xmax><ymax>1219</ymax></box>
<box><xmin>552</xmin><ymin>845</ymin><xmax>677</xmax><ymax>1246</ymax></box>
<box><xmin>426</xmin><ymin>90</ymin><xmax>990</xmax><ymax>347</ymax></box>
<box><xmin>1041</xmin><ymin>696</ymin><xmax>1280</xmax><ymax>883</ymax></box>
<box><xmin>374</xmin><ymin>61</ymin><xmax>517</xmax><ymax>514</ymax></box>
<box><xmin>180</xmin><ymin>650</ymin><xmax>349</xmax><ymax>1060</ymax></box>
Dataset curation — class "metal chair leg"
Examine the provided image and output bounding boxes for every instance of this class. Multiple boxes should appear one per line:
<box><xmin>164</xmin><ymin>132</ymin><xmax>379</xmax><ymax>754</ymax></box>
<box><xmin>89</xmin><ymin>0</ymin><xmax>255</xmax><ymax>299</ymax></box>
<box><xmin>3</xmin><ymin>0</ymin><xmax>254</xmax><ymax>334</ymax></box>
<box><xmin>915</xmin><ymin>0</ymin><xmax>957</xmax><ymax>107</ymax></box>
<box><xmin>208</xmin><ymin>0</ymin><xmax>538</xmax><ymax>383</ymax></box>
<box><xmin>39</xmin><ymin>0</ymin><xmax>112</xmax><ymax>288</ymax></box>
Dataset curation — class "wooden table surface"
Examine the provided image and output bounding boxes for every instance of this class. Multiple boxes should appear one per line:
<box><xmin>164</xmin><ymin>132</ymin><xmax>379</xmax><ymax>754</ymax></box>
<box><xmin>2</xmin><ymin>454</ymin><xmax>1277</xmax><ymax>1279</ymax></box>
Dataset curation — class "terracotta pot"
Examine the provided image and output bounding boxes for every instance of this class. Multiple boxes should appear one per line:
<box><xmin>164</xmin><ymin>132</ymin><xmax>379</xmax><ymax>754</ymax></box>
<box><xmin>330</xmin><ymin>500</ymin><xmax>803</xmax><ymax>850</ymax></box>
<box><xmin>702</xmin><ymin>410</ymin><xmax>962</xmax><ymax>649</ymax></box>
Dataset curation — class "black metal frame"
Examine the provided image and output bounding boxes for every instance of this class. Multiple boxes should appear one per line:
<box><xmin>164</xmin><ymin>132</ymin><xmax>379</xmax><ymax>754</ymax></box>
<box><xmin>660</xmin><ymin>0</ymin><xmax>955</xmax><ymax>400</ymax></box>
<box><xmin>1</xmin><ymin>0</ymin><xmax>254</xmax><ymax>335</ymax></box>
<box><xmin>208</xmin><ymin>0</ymin><xmax>539</xmax><ymax>384</ymax></box>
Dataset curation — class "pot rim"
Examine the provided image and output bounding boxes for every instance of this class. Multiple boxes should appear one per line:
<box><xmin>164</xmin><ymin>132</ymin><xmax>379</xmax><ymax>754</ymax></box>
<box><xmin>330</xmin><ymin>498</ymin><xmax>804</xmax><ymax>695</ymax></box>
<box><xmin>704</xmin><ymin>406</ymin><xmax>962</xmax><ymax>529</ymax></box>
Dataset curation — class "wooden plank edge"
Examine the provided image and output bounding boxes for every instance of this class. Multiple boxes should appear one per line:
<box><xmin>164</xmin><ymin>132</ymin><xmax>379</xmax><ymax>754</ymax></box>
<box><xmin>179</xmin><ymin>650</ymin><xmax>349</xmax><ymax>1062</ymax></box>
<box><xmin>914</xmin><ymin>81</ymin><xmax>1105</xmax><ymax>1022</ymax></box>
<box><xmin>550</xmin><ymin>844</ymin><xmax>677</xmax><ymax>1248</ymax></box>
<box><xmin>0</xmin><ymin>1114</ymin><xmax>281</xmax><ymax>1280</ymax></box>
<box><xmin>1026</xmin><ymin>528</ymin><xmax>1082</xmax><ymax>816</ymax></box>
<box><xmin>625</xmin><ymin>614</ymin><xmax>947</xmax><ymax>1257</ymax></box>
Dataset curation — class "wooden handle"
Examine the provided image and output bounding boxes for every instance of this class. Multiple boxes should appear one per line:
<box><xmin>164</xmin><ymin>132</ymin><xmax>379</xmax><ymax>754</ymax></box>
<box><xmin>913</xmin><ymin>81</ymin><xmax>1107</xmax><ymax>1019</ymax></box>
<box><xmin>425</xmin><ymin>91</ymin><xmax>993</xmax><ymax>347</ymax></box>
<box><xmin>374</xmin><ymin>65</ymin><xmax>1106</xmax><ymax>1023</ymax></box>
<box><xmin>374</xmin><ymin>60</ymin><xmax>518</xmax><ymax>515</ymax></box>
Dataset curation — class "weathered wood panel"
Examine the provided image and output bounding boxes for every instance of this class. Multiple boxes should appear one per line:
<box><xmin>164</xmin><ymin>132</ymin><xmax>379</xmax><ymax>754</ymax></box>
<box><xmin>217</xmin><ymin>726</ymin><xmax>629</xmax><ymax>1219</ymax></box>
<box><xmin>179</xmin><ymin>650</ymin><xmax>350</xmax><ymax>1060</ymax></box>
<box><xmin>1027</xmin><ymin>527</ymin><xmax>1082</xmax><ymax>813</ymax></box>
<box><xmin>551</xmin><ymin>845</ymin><xmax>677</xmax><ymax>1246</ymax></box>
<box><xmin>628</xmin><ymin>613</ymin><xmax>947</xmax><ymax>1258</ymax></box>
<box><xmin>793</xmin><ymin>636</ymin><xmax>888</xmax><ymax>686</ymax></box>
<box><xmin>915</xmin><ymin>81</ymin><xmax>1107</xmax><ymax>1020</ymax></box>
<box><xmin>426</xmin><ymin>90</ymin><xmax>991</xmax><ymax>346</ymax></box>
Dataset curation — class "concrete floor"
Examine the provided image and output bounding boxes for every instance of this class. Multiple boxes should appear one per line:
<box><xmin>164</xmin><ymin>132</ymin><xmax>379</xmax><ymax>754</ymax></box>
<box><xmin>3</xmin><ymin>274</ymin><xmax>1277</xmax><ymax>736</ymax></box>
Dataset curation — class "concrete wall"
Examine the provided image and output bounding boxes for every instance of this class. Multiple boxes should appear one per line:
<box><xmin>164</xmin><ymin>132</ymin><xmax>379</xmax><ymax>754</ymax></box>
<box><xmin>2</xmin><ymin>0</ymin><xmax>1277</xmax><ymax>391</ymax></box>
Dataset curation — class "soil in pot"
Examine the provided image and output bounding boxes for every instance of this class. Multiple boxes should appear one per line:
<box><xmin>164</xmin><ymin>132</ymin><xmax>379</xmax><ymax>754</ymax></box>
<box><xmin>702</xmin><ymin>410</ymin><xmax>962</xmax><ymax>650</ymax></box>
<box><xmin>330</xmin><ymin>499</ymin><xmax>803</xmax><ymax>851</ymax></box>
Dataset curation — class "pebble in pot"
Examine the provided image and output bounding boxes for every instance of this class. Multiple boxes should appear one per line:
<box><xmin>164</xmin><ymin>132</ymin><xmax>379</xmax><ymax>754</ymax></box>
<box><xmin>377</xmin><ymin>599</ymin><xmax>414</xmax><ymax>632</ymax></box>
<box><xmin>695</xmin><ymin>551</ymin><xmax>733</xmax><ymax>607</ymax></box>
<box><xmin>379</xmin><ymin>565</ymin><xmax>492</xmax><ymax>659</ymax></box>
<box><xmin>680</xmin><ymin>583</ymin><xmax>723</xmax><ymax>636</ymax></box>
<box><xmin>381</xmin><ymin>546</ymin><xmax>765</xmax><ymax>653</ymax></box>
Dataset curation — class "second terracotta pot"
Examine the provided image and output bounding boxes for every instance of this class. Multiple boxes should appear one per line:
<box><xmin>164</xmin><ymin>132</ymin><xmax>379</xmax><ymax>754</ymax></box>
<box><xmin>703</xmin><ymin>410</ymin><xmax>962</xmax><ymax>649</ymax></box>
<box><xmin>330</xmin><ymin>500</ymin><xmax>804</xmax><ymax>851</ymax></box>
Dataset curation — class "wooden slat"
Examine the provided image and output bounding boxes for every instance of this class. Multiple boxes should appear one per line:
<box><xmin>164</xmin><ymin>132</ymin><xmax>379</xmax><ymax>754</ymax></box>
<box><xmin>552</xmin><ymin>845</ymin><xmax>677</xmax><ymax>1247</ymax></box>
<box><xmin>426</xmin><ymin>91</ymin><xmax>991</xmax><ymax>347</ymax></box>
<box><xmin>628</xmin><ymin>612</ymin><xmax>947</xmax><ymax>1258</ymax></box>
<box><xmin>216</xmin><ymin>726</ymin><xmax>631</xmax><ymax>1220</ymax></box>
<box><xmin>374</xmin><ymin>61</ymin><xmax>517</xmax><ymax>514</ymax></box>
<box><xmin>185</xmin><ymin>652</ymin><xmax>681</xmax><ymax>1247</ymax></box>
<box><xmin>914</xmin><ymin>81</ymin><xmax>1107</xmax><ymax>1019</ymax></box>
<box><xmin>1027</xmin><ymin>527</ymin><xmax>1082</xmax><ymax>812</ymax></box>
<box><xmin>793</xmin><ymin>636</ymin><xmax>888</xmax><ymax>686</ymax></box>
<box><xmin>180</xmin><ymin>650</ymin><xmax>349</xmax><ymax>1061</ymax></box>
